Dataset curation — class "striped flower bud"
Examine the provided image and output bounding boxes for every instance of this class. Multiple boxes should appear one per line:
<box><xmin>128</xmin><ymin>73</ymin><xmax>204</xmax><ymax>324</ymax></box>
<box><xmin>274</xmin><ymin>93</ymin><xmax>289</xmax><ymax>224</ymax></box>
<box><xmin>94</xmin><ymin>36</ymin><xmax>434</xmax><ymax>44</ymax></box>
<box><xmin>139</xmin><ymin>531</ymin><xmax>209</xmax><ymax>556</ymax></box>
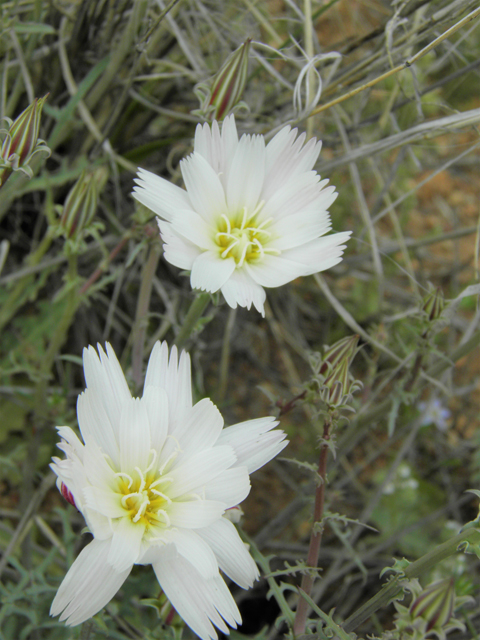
<box><xmin>410</xmin><ymin>579</ymin><xmax>454</xmax><ymax>632</ymax></box>
<box><xmin>208</xmin><ymin>39</ymin><xmax>251</xmax><ymax>120</ymax></box>
<box><xmin>422</xmin><ymin>287</ymin><xmax>445</xmax><ymax>323</ymax></box>
<box><xmin>0</xmin><ymin>95</ymin><xmax>50</xmax><ymax>187</ymax></box>
<box><xmin>60</xmin><ymin>170</ymin><xmax>100</xmax><ymax>239</ymax></box>
<box><xmin>317</xmin><ymin>336</ymin><xmax>362</xmax><ymax>409</ymax></box>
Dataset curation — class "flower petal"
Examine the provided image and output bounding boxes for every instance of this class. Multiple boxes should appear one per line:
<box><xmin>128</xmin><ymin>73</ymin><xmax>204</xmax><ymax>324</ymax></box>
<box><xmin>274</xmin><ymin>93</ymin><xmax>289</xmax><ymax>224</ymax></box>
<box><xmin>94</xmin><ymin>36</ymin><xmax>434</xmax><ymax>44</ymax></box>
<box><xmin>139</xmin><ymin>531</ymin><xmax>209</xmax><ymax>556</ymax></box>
<box><xmin>190</xmin><ymin>251</ymin><xmax>236</xmax><ymax>293</ymax></box>
<box><xmin>119</xmin><ymin>397</ymin><xmax>151</xmax><ymax>472</ymax></box>
<box><xmin>77</xmin><ymin>389</ymin><xmax>120</xmax><ymax>467</ymax></box>
<box><xmin>50</xmin><ymin>538</ymin><xmax>131</xmax><ymax>626</ymax></box>
<box><xmin>226</xmin><ymin>134</ymin><xmax>265</xmax><ymax>213</ymax></box>
<box><xmin>271</xmin><ymin>207</ymin><xmax>332</xmax><ymax>251</ymax></box>
<box><xmin>181</xmin><ymin>152</ymin><xmax>228</xmax><ymax>225</ymax></box>
<box><xmin>82</xmin><ymin>343</ymin><xmax>131</xmax><ymax>442</ymax></box>
<box><xmin>153</xmin><ymin>545</ymin><xmax>241</xmax><ymax>640</ymax></box>
<box><xmin>220</xmin><ymin>267</ymin><xmax>266</xmax><ymax>315</ymax></box>
<box><xmin>198</xmin><ymin>518</ymin><xmax>259</xmax><ymax>588</ymax></box>
<box><xmin>144</xmin><ymin>341</ymin><xmax>192</xmax><ymax>430</ymax></box>
<box><xmin>170</xmin><ymin>209</ymin><xmax>217</xmax><ymax>251</ymax></box>
<box><xmin>142</xmin><ymin>386</ymin><xmax>169</xmax><ymax>455</ymax></box>
<box><xmin>168</xmin><ymin>445</ymin><xmax>236</xmax><ymax>499</ymax></box>
<box><xmin>164</xmin><ymin>528</ymin><xmax>219</xmax><ymax>579</ymax></box>
<box><xmin>204</xmin><ymin>466</ymin><xmax>250</xmax><ymax>508</ymax></box>
<box><xmin>217</xmin><ymin>417</ymin><xmax>287</xmax><ymax>473</ymax></box>
<box><xmin>194</xmin><ymin>115</ymin><xmax>238</xmax><ymax>187</ymax></box>
<box><xmin>174</xmin><ymin>398</ymin><xmax>224</xmax><ymax>455</ymax></box>
<box><xmin>108</xmin><ymin>517</ymin><xmax>145</xmax><ymax>572</ymax></box>
<box><xmin>159</xmin><ymin>220</ymin><xmax>201</xmax><ymax>270</ymax></box>
<box><xmin>133</xmin><ymin>167</ymin><xmax>191</xmax><ymax>222</ymax></box>
<box><xmin>245</xmin><ymin>255</ymin><xmax>308</xmax><ymax>288</ymax></box>
<box><xmin>282</xmin><ymin>231</ymin><xmax>351</xmax><ymax>273</ymax></box>
<box><xmin>168</xmin><ymin>499</ymin><xmax>225</xmax><ymax>529</ymax></box>
<box><xmin>83</xmin><ymin>485</ymin><xmax>124</xmax><ymax>518</ymax></box>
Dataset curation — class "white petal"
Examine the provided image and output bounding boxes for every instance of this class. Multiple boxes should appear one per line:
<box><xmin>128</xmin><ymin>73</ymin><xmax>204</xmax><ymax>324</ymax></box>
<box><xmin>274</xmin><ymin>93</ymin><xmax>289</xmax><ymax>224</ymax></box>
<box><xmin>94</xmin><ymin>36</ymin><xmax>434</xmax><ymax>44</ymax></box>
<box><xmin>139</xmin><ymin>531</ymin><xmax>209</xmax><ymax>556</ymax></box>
<box><xmin>119</xmin><ymin>397</ymin><xmax>151</xmax><ymax>472</ymax></box>
<box><xmin>226</xmin><ymin>134</ymin><xmax>265</xmax><ymax>213</ymax></box>
<box><xmin>220</xmin><ymin>268</ymin><xmax>266</xmax><ymax>315</ymax></box>
<box><xmin>142</xmin><ymin>386</ymin><xmax>169</xmax><ymax>454</ymax></box>
<box><xmin>204</xmin><ymin>466</ymin><xmax>250</xmax><ymax>508</ymax></box>
<box><xmin>133</xmin><ymin>167</ymin><xmax>191</xmax><ymax>222</ymax></box>
<box><xmin>261</xmin><ymin>171</ymin><xmax>322</xmax><ymax>222</ymax></box>
<box><xmin>218</xmin><ymin>417</ymin><xmax>288</xmax><ymax>473</ymax></box>
<box><xmin>272</xmin><ymin>209</ymin><xmax>332</xmax><ymax>251</ymax></box>
<box><xmin>263</xmin><ymin>127</ymin><xmax>322</xmax><ymax>200</ymax></box>
<box><xmin>77</xmin><ymin>390</ymin><xmax>120</xmax><ymax>466</ymax></box>
<box><xmin>82</xmin><ymin>344</ymin><xmax>131</xmax><ymax>441</ymax></box>
<box><xmin>153</xmin><ymin>545</ymin><xmax>241</xmax><ymax>640</ymax></box>
<box><xmin>108</xmin><ymin>517</ymin><xmax>145</xmax><ymax>572</ymax></box>
<box><xmin>50</xmin><ymin>538</ymin><xmax>130</xmax><ymax>626</ymax></box>
<box><xmin>168</xmin><ymin>445</ymin><xmax>236</xmax><ymax>499</ymax></box>
<box><xmin>168</xmin><ymin>499</ymin><xmax>225</xmax><ymax>529</ymax></box>
<box><xmin>282</xmin><ymin>231</ymin><xmax>351</xmax><ymax>273</ymax></box>
<box><xmin>159</xmin><ymin>220</ymin><xmax>201</xmax><ymax>270</ymax></box>
<box><xmin>164</xmin><ymin>528</ymin><xmax>219</xmax><ymax>578</ymax></box>
<box><xmin>144</xmin><ymin>341</ymin><xmax>192</xmax><ymax>431</ymax></box>
<box><xmin>82</xmin><ymin>438</ymin><xmax>118</xmax><ymax>491</ymax></box>
<box><xmin>170</xmin><ymin>209</ymin><xmax>217</xmax><ymax>251</ymax></box>
<box><xmin>198</xmin><ymin>518</ymin><xmax>259</xmax><ymax>588</ymax></box>
<box><xmin>245</xmin><ymin>255</ymin><xmax>308</xmax><ymax>287</ymax></box>
<box><xmin>56</xmin><ymin>427</ymin><xmax>84</xmax><ymax>459</ymax></box>
<box><xmin>173</xmin><ymin>398</ymin><xmax>224</xmax><ymax>456</ymax></box>
<box><xmin>181</xmin><ymin>152</ymin><xmax>228</xmax><ymax>225</ymax></box>
<box><xmin>83</xmin><ymin>485</ymin><xmax>124</xmax><ymax>518</ymax></box>
<box><xmin>190</xmin><ymin>252</ymin><xmax>236</xmax><ymax>293</ymax></box>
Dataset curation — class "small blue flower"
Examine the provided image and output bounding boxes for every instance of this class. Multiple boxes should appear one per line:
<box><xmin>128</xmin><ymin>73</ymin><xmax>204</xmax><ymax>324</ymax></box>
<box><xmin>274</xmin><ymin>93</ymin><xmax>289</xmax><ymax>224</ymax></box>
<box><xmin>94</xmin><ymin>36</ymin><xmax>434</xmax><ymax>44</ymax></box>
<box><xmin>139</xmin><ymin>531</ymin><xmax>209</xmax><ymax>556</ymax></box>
<box><xmin>419</xmin><ymin>398</ymin><xmax>451</xmax><ymax>431</ymax></box>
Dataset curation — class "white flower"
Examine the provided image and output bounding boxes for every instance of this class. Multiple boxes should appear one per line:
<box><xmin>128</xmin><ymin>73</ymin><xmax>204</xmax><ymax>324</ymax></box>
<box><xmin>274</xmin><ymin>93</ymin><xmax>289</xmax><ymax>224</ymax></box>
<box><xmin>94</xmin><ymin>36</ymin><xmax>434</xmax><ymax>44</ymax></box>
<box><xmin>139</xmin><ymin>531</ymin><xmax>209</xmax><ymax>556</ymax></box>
<box><xmin>50</xmin><ymin>342</ymin><xmax>287</xmax><ymax>639</ymax></box>
<box><xmin>132</xmin><ymin>115</ymin><xmax>351</xmax><ymax>316</ymax></box>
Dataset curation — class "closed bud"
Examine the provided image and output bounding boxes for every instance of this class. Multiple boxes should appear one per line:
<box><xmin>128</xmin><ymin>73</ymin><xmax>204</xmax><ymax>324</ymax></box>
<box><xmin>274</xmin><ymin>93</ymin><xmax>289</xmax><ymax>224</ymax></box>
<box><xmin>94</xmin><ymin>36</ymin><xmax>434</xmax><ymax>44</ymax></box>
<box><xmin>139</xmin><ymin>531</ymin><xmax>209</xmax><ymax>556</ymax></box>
<box><xmin>410</xmin><ymin>579</ymin><xmax>454</xmax><ymax>632</ymax></box>
<box><xmin>208</xmin><ymin>39</ymin><xmax>251</xmax><ymax>120</ymax></box>
<box><xmin>60</xmin><ymin>170</ymin><xmax>102</xmax><ymax>239</ymax></box>
<box><xmin>0</xmin><ymin>95</ymin><xmax>50</xmax><ymax>187</ymax></box>
<box><xmin>319</xmin><ymin>335</ymin><xmax>359</xmax><ymax>377</ymax></box>
<box><xmin>422</xmin><ymin>287</ymin><xmax>445</xmax><ymax>323</ymax></box>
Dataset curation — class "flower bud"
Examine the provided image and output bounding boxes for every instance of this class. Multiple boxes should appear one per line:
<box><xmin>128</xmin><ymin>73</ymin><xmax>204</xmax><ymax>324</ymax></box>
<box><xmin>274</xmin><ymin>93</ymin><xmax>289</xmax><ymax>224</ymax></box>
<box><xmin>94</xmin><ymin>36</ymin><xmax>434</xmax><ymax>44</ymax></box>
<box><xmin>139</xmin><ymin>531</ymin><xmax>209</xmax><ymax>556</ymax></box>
<box><xmin>59</xmin><ymin>170</ymin><xmax>101</xmax><ymax>239</ymax></box>
<box><xmin>60</xmin><ymin>482</ymin><xmax>77</xmax><ymax>509</ymax></box>
<box><xmin>422</xmin><ymin>287</ymin><xmax>445</xmax><ymax>323</ymax></box>
<box><xmin>319</xmin><ymin>335</ymin><xmax>359</xmax><ymax>377</ymax></box>
<box><xmin>0</xmin><ymin>95</ymin><xmax>50</xmax><ymax>187</ymax></box>
<box><xmin>410</xmin><ymin>579</ymin><xmax>454</xmax><ymax>632</ymax></box>
<box><xmin>208</xmin><ymin>39</ymin><xmax>251</xmax><ymax>120</ymax></box>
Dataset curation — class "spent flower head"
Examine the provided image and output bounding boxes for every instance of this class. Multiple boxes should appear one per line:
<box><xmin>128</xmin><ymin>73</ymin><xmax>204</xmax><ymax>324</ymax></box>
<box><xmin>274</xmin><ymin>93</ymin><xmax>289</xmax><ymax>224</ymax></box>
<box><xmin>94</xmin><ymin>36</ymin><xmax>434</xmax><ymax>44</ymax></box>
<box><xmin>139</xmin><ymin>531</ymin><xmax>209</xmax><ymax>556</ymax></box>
<box><xmin>133</xmin><ymin>115</ymin><xmax>350</xmax><ymax>316</ymax></box>
<box><xmin>50</xmin><ymin>341</ymin><xmax>287</xmax><ymax>639</ymax></box>
<box><xmin>0</xmin><ymin>95</ymin><xmax>50</xmax><ymax>187</ymax></box>
<box><xmin>59</xmin><ymin>170</ymin><xmax>101</xmax><ymax>240</ymax></box>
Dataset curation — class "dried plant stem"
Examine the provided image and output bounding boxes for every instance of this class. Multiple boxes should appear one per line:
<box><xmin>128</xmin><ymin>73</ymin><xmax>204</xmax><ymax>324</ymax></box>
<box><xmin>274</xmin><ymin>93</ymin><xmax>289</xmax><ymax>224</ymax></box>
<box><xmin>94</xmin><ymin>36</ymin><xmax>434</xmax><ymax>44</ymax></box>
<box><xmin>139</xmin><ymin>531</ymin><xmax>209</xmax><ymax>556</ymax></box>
<box><xmin>309</xmin><ymin>4</ymin><xmax>480</xmax><ymax>117</ymax></box>
<box><xmin>293</xmin><ymin>417</ymin><xmax>332</xmax><ymax>636</ymax></box>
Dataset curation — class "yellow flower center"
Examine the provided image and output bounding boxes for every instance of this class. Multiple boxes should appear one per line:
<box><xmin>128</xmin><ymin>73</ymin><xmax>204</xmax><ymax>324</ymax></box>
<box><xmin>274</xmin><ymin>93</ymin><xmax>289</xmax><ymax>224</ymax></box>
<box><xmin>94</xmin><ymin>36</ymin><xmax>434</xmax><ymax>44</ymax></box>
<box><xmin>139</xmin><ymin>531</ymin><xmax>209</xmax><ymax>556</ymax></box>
<box><xmin>215</xmin><ymin>203</ymin><xmax>279</xmax><ymax>267</ymax></box>
<box><xmin>115</xmin><ymin>456</ymin><xmax>172</xmax><ymax>531</ymax></box>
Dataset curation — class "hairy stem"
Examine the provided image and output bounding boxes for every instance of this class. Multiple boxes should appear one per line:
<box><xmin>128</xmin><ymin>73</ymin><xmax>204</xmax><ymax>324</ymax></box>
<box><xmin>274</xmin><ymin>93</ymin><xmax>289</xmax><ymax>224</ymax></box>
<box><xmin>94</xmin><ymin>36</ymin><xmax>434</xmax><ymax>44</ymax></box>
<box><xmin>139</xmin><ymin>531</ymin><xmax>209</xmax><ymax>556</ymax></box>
<box><xmin>293</xmin><ymin>417</ymin><xmax>332</xmax><ymax>636</ymax></box>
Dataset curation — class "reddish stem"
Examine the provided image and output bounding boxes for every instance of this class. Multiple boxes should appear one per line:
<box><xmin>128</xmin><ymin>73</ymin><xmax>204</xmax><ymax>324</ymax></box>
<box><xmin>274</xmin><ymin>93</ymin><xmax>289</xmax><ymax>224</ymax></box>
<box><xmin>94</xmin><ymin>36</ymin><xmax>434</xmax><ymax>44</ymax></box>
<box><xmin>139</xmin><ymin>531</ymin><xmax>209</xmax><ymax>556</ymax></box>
<box><xmin>293</xmin><ymin>417</ymin><xmax>331</xmax><ymax>636</ymax></box>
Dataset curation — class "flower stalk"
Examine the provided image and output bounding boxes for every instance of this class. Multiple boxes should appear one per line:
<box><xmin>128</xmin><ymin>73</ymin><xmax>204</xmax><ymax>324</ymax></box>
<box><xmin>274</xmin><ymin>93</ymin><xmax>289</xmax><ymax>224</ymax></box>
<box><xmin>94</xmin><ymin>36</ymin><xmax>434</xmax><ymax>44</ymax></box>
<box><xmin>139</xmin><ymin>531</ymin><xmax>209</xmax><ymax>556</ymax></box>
<box><xmin>293</xmin><ymin>417</ymin><xmax>332</xmax><ymax>636</ymax></box>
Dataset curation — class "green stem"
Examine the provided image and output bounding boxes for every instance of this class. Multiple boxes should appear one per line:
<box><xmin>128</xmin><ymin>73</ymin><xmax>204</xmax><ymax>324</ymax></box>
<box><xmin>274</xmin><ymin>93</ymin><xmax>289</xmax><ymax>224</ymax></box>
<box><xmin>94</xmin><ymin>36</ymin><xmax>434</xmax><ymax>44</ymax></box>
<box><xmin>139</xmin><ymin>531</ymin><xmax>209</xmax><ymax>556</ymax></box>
<box><xmin>131</xmin><ymin>242</ymin><xmax>161</xmax><ymax>389</ymax></box>
<box><xmin>173</xmin><ymin>292</ymin><xmax>211</xmax><ymax>351</ymax></box>
<box><xmin>343</xmin><ymin>527</ymin><xmax>480</xmax><ymax>633</ymax></box>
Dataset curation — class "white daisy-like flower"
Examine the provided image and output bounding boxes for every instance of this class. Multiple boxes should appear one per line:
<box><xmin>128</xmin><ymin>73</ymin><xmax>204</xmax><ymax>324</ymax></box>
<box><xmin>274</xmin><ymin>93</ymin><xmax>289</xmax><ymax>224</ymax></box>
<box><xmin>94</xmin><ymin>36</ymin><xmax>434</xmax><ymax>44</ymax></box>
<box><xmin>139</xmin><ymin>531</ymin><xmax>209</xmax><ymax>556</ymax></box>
<box><xmin>50</xmin><ymin>341</ymin><xmax>287</xmax><ymax>639</ymax></box>
<box><xmin>132</xmin><ymin>115</ymin><xmax>351</xmax><ymax>316</ymax></box>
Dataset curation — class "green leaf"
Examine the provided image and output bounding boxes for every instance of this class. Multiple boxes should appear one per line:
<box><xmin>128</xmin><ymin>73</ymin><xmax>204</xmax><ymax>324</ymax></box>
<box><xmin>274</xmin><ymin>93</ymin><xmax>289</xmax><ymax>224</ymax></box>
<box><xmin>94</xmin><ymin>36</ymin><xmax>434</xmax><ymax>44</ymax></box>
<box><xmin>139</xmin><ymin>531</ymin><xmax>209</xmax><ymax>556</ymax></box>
<box><xmin>13</xmin><ymin>22</ymin><xmax>56</xmax><ymax>35</ymax></box>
